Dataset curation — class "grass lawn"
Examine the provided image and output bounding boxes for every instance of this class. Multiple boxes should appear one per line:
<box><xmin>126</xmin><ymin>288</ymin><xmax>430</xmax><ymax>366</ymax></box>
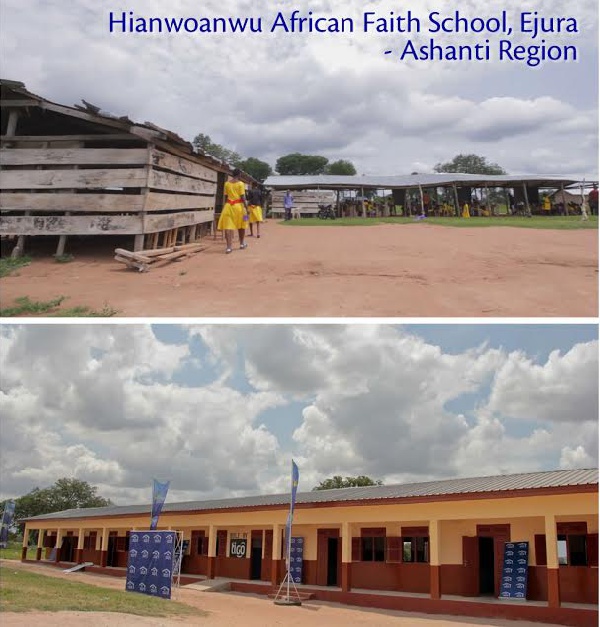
<box><xmin>0</xmin><ymin>296</ymin><xmax>117</xmax><ymax>317</ymax></box>
<box><xmin>0</xmin><ymin>565</ymin><xmax>201</xmax><ymax>617</ymax></box>
<box><xmin>0</xmin><ymin>542</ymin><xmax>23</xmax><ymax>560</ymax></box>
<box><xmin>280</xmin><ymin>216</ymin><xmax>598</xmax><ymax>229</ymax></box>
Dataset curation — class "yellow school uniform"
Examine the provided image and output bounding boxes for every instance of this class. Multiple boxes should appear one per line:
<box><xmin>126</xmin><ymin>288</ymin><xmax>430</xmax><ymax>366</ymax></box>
<box><xmin>248</xmin><ymin>205</ymin><xmax>263</xmax><ymax>223</ymax></box>
<box><xmin>218</xmin><ymin>180</ymin><xmax>247</xmax><ymax>230</ymax></box>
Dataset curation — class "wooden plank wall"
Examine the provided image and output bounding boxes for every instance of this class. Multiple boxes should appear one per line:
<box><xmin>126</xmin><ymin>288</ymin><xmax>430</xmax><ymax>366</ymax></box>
<box><xmin>270</xmin><ymin>190</ymin><xmax>336</xmax><ymax>217</ymax></box>
<box><xmin>0</xmin><ymin>138</ymin><xmax>217</xmax><ymax>243</ymax></box>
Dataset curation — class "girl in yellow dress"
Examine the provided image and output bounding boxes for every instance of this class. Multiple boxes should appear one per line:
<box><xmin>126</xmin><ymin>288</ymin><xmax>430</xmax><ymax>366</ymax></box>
<box><xmin>217</xmin><ymin>168</ymin><xmax>248</xmax><ymax>254</ymax></box>
<box><xmin>247</xmin><ymin>185</ymin><xmax>263</xmax><ymax>238</ymax></box>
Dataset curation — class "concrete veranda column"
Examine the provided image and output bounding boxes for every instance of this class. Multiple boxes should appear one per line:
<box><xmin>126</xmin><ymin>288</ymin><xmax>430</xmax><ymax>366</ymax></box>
<box><xmin>36</xmin><ymin>529</ymin><xmax>44</xmax><ymax>560</ymax></box>
<box><xmin>75</xmin><ymin>527</ymin><xmax>84</xmax><ymax>563</ymax></box>
<box><xmin>271</xmin><ymin>523</ymin><xmax>283</xmax><ymax>586</ymax></box>
<box><xmin>100</xmin><ymin>528</ymin><xmax>109</xmax><ymax>567</ymax></box>
<box><xmin>21</xmin><ymin>526</ymin><xmax>29</xmax><ymax>560</ymax></box>
<box><xmin>207</xmin><ymin>525</ymin><xmax>217</xmax><ymax>579</ymax></box>
<box><xmin>341</xmin><ymin>522</ymin><xmax>352</xmax><ymax>592</ymax></box>
<box><xmin>544</xmin><ymin>515</ymin><xmax>560</xmax><ymax>608</ymax></box>
<box><xmin>429</xmin><ymin>520</ymin><xmax>441</xmax><ymax>600</ymax></box>
<box><xmin>55</xmin><ymin>529</ymin><xmax>63</xmax><ymax>563</ymax></box>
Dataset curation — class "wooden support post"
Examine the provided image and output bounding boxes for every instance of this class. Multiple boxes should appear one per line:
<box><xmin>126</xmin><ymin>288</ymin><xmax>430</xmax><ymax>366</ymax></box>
<box><xmin>133</xmin><ymin>234</ymin><xmax>145</xmax><ymax>252</ymax></box>
<box><xmin>55</xmin><ymin>212</ymin><xmax>71</xmax><ymax>256</ymax></box>
<box><xmin>452</xmin><ymin>184</ymin><xmax>460</xmax><ymax>217</ymax></box>
<box><xmin>522</xmin><ymin>181</ymin><xmax>532</xmax><ymax>217</ymax></box>
<box><xmin>418</xmin><ymin>185</ymin><xmax>425</xmax><ymax>215</ymax></box>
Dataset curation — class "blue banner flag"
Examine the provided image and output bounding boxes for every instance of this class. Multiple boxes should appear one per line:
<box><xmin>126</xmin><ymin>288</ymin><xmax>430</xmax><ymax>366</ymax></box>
<box><xmin>284</xmin><ymin>460</ymin><xmax>299</xmax><ymax>567</ymax></box>
<box><xmin>499</xmin><ymin>541</ymin><xmax>529</xmax><ymax>600</ymax></box>
<box><xmin>0</xmin><ymin>500</ymin><xmax>16</xmax><ymax>548</ymax></box>
<box><xmin>150</xmin><ymin>480</ymin><xmax>170</xmax><ymax>530</ymax></box>
<box><xmin>290</xmin><ymin>460</ymin><xmax>299</xmax><ymax>515</ymax></box>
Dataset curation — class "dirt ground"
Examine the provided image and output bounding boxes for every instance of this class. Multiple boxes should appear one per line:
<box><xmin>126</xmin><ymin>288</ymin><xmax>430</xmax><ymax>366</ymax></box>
<box><xmin>0</xmin><ymin>222</ymin><xmax>597</xmax><ymax>317</ymax></box>
<box><xmin>0</xmin><ymin>560</ymin><xmax>566</xmax><ymax>627</ymax></box>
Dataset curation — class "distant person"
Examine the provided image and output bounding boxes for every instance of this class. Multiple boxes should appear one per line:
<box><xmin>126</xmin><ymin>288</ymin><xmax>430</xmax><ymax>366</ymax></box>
<box><xmin>588</xmin><ymin>184</ymin><xmax>598</xmax><ymax>216</ymax></box>
<box><xmin>218</xmin><ymin>168</ymin><xmax>248</xmax><ymax>254</ymax></box>
<box><xmin>283</xmin><ymin>190</ymin><xmax>294</xmax><ymax>221</ymax></box>
<box><xmin>247</xmin><ymin>185</ymin><xmax>264</xmax><ymax>238</ymax></box>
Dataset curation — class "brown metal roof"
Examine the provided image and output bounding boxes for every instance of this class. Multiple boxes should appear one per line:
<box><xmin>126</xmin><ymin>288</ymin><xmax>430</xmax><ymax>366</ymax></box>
<box><xmin>22</xmin><ymin>468</ymin><xmax>598</xmax><ymax>523</ymax></box>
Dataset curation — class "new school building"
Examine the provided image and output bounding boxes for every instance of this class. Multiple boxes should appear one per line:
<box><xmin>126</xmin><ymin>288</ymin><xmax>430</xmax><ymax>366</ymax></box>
<box><xmin>21</xmin><ymin>468</ymin><xmax>598</xmax><ymax>626</ymax></box>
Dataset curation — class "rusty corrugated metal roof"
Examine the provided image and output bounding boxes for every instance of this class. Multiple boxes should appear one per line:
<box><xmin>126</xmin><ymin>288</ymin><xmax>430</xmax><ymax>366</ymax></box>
<box><xmin>21</xmin><ymin>468</ymin><xmax>598</xmax><ymax>522</ymax></box>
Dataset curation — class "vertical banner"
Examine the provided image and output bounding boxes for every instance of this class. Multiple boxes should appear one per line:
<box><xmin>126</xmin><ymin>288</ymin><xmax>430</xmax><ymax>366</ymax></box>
<box><xmin>0</xmin><ymin>500</ymin><xmax>16</xmax><ymax>548</ymax></box>
<box><xmin>499</xmin><ymin>541</ymin><xmax>529</xmax><ymax>600</ymax></box>
<box><xmin>290</xmin><ymin>537</ymin><xmax>304</xmax><ymax>583</ymax></box>
<box><xmin>126</xmin><ymin>530</ymin><xmax>175</xmax><ymax>599</ymax></box>
<box><xmin>150</xmin><ymin>479</ymin><xmax>170</xmax><ymax>530</ymax></box>
<box><xmin>284</xmin><ymin>460</ymin><xmax>300</xmax><ymax>568</ymax></box>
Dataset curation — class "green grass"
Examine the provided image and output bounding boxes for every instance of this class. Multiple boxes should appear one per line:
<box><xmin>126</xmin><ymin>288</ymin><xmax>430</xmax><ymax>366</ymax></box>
<box><xmin>0</xmin><ymin>542</ymin><xmax>22</xmax><ymax>561</ymax></box>
<box><xmin>0</xmin><ymin>297</ymin><xmax>118</xmax><ymax>317</ymax></box>
<box><xmin>281</xmin><ymin>215</ymin><xmax>598</xmax><ymax>229</ymax></box>
<box><xmin>0</xmin><ymin>566</ymin><xmax>202</xmax><ymax>617</ymax></box>
<box><xmin>0</xmin><ymin>256</ymin><xmax>32</xmax><ymax>278</ymax></box>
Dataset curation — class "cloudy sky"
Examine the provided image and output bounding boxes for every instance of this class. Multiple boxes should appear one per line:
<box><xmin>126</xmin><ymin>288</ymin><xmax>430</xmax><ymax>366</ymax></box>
<box><xmin>0</xmin><ymin>324</ymin><xmax>597</xmax><ymax>506</ymax></box>
<box><xmin>1</xmin><ymin>0</ymin><xmax>597</xmax><ymax>178</ymax></box>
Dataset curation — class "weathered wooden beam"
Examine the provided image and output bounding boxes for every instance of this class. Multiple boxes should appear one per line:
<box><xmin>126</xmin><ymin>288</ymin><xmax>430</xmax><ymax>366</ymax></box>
<box><xmin>0</xmin><ymin>148</ymin><xmax>149</xmax><ymax>166</ymax></box>
<box><xmin>0</xmin><ymin>134</ymin><xmax>142</xmax><ymax>143</ymax></box>
<box><xmin>0</xmin><ymin>99</ymin><xmax>41</xmax><ymax>108</ymax></box>
<box><xmin>0</xmin><ymin>167</ymin><xmax>147</xmax><ymax>190</ymax></box>
<box><xmin>0</xmin><ymin>214</ymin><xmax>143</xmax><ymax>235</ymax></box>
<box><xmin>0</xmin><ymin>192</ymin><xmax>145</xmax><ymax>213</ymax></box>
<box><xmin>148</xmin><ymin>170</ymin><xmax>217</xmax><ymax>195</ymax></box>
<box><xmin>151</xmin><ymin>149</ymin><xmax>218</xmax><ymax>182</ymax></box>
<box><xmin>143</xmin><ymin>210</ymin><xmax>214</xmax><ymax>233</ymax></box>
<box><xmin>143</xmin><ymin>192</ymin><xmax>215</xmax><ymax>212</ymax></box>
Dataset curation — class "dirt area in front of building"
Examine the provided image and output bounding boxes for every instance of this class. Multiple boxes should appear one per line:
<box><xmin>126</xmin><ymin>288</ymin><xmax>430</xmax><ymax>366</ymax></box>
<box><xmin>0</xmin><ymin>222</ymin><xmax>597</xmax><ymax>317</ymax></box>
<box><xmin>0</xmin><ymin>560</ymin><xmax>568</xmax><ymax>627</ymax></box>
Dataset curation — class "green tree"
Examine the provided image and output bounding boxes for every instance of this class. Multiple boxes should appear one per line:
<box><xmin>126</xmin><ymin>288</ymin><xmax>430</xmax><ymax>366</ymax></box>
<box><xmin>312</xmin><ymin>475</ymin><xmax>383</xmax><ymax>490</ymax></box>
<box><xmin>275</xmin><ymin>153</ymin><xmax>329</xmax><ymax>175</ymax></box>
<box><xmin>1</xmin><ymin>478</ymin><xmax>112</xmax><ymax>534</ymax></box>
<box><xmin>326</xmin><ymin>160</ymin><xmax>357</xmax><ymax>175</ymax></box>
<box><xmin>192</xmin><ymin>133</ymin><xmax>241</xmax><ymax>165</ymax></box>
<box><xmin>236</xmin><ymin>157</ymin><xmax>273</xmax><ymax>182</ymax></box>
<box><xmin>434</xmin><ymin>154</ymin><xmax>506</xmax><ymax>175</ymax></box>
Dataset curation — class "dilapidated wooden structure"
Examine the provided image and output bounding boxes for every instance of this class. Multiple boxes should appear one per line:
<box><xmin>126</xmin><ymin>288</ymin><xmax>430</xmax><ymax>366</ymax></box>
<box><xmin>270</xmin><ymin>189</ymin><xmax>336</xmax><ymax>217</ymax></box>
<box><xmin>0</xmin><ymin>80</ymin><xmax>247</xmax><ymax>255</ymax></box>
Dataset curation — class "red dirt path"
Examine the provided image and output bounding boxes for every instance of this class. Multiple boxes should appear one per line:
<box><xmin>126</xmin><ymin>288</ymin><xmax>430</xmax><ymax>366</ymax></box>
<box><xmin>1</xmin><ymin>222</ymin><xmax>597</xmax><ymax>317</ymax></box>
<box><xmin>0</xmin><ymin>560</ymin><xmax>567</xmax><ymax>627</ymax></box>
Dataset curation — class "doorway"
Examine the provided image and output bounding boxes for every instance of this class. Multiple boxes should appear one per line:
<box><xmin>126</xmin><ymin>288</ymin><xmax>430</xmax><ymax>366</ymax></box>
<box><xmin>327</xmin><ymin>537</ymin><xmax>339</xmax><ymax>586</ymax></box>
<box><xmin>250</xmin><ymin>535</ymin><xmax>262</xmax><ymax>580</ymax></box>
<box><xmin>478</xmin><ymin>536</ymin><xmax>495</xmax><ymax>595</ymax></box>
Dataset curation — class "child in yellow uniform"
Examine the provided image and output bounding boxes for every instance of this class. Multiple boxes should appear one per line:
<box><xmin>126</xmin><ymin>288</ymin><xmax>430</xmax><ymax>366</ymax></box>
<box><xmin>218</xmin><ymin>169</ymin><xmax>248</xmax><ymax>254</ymax></box>
<box><xmin>247</xmin><ymin>185</ymin><xmax>263</xmax><ymax>238</ymax></box>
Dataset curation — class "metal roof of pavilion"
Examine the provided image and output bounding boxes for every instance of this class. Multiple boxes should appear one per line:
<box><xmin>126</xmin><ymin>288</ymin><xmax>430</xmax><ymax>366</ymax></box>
<box><xmin>263</xmin><ymin>173</ymin><xmax>582</xmax><ymax>191</ymax></box>
<box><xmin>21</xmin><ymin>468</ymin><xmax>598</xmax><ymax>523</ymax></box>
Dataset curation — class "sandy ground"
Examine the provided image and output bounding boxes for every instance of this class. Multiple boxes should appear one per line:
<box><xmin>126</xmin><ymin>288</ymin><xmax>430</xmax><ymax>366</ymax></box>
<box><xmin>0</xmin><ymin>222</ymin><xmax>597</xmax><ymax>317</ymax></box>
<box><xmin>0</xmin><ymin>560</ymin><xmax>567</xmax><ymax>627</ymax></box>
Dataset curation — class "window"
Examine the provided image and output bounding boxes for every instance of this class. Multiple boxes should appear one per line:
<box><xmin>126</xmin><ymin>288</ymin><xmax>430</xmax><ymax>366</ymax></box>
<box><xmin>361</xmin><ymin>536</ymin><xmax>385</xmax><ymax>562</ymax></box>
<box><xmin>83</xmin><ymin>532</ymin><xmax>97</xmax><ymax>550</ymax></box>
<box><xmin>191</xmin><ymin>531</ymin><xmax>208</xmax><ymax>556</ymax></box>
<box><xmin>402</xmin><ymin>537</ymin><xmax>429</xmax><ymax>562</ymax></box>
<box><xmin>401</xmin><ymin>527</ymin><xmax>430</xmax><ymax>563</ymax></box>
<box><xmin>558</xmin><ymin>534</ymin><xmax>587</xmax><ymax>566</ymax></box>
<box><xmin>557</xmin><ymin>522</ymin><xmax>588</xmax><ymax>567</ymax></box>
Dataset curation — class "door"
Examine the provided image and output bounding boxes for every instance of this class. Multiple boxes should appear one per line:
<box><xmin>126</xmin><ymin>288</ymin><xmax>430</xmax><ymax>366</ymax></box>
<box><xmin>479</xmin><ymin>537</ymin><xmax>495</xmax><ymax>595</ymax></box>
<box><xmin>317</xmin><ymin>529</ymin><xmax>340</xmax><ymax>586</ymax></box>
<box><xmin>327</xmin><ymin>537</ymin><xmax>339</xmax><ymax>586</ymax></box>
<box><xmin>107</xmin><ymin>535</ymin><xmax>117</xmax><ymax>566</ymax></box>
<box><xmin>250</xmin><ymin>534</ymin><xmax>262</xmax><ymax>580</ymax></box>
<box><xmin>462</xmin><ymin>536</ymin><xmax>479</xmax><ymax>596</ymax></box>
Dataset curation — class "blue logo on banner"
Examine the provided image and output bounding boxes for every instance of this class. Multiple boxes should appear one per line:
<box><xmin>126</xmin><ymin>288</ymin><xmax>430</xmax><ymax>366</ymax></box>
<box><xmin>0</xmin><ymin>501</ymin><xmax>16</xmax><ymax>547</ymax></box>
<box><xmin>289</xmin><ymin>536</ymin><xmax>304</xmax><ymax>583</ymax></box>
<box><xmin>499</xmin><ymin>541</ymin><xmax>529</xmax><ymax>600</ymax></box>
<box><xmin>125</xmin><ymin>530</ymin><xmax>175</xmax><ymax>599</ymax></box>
